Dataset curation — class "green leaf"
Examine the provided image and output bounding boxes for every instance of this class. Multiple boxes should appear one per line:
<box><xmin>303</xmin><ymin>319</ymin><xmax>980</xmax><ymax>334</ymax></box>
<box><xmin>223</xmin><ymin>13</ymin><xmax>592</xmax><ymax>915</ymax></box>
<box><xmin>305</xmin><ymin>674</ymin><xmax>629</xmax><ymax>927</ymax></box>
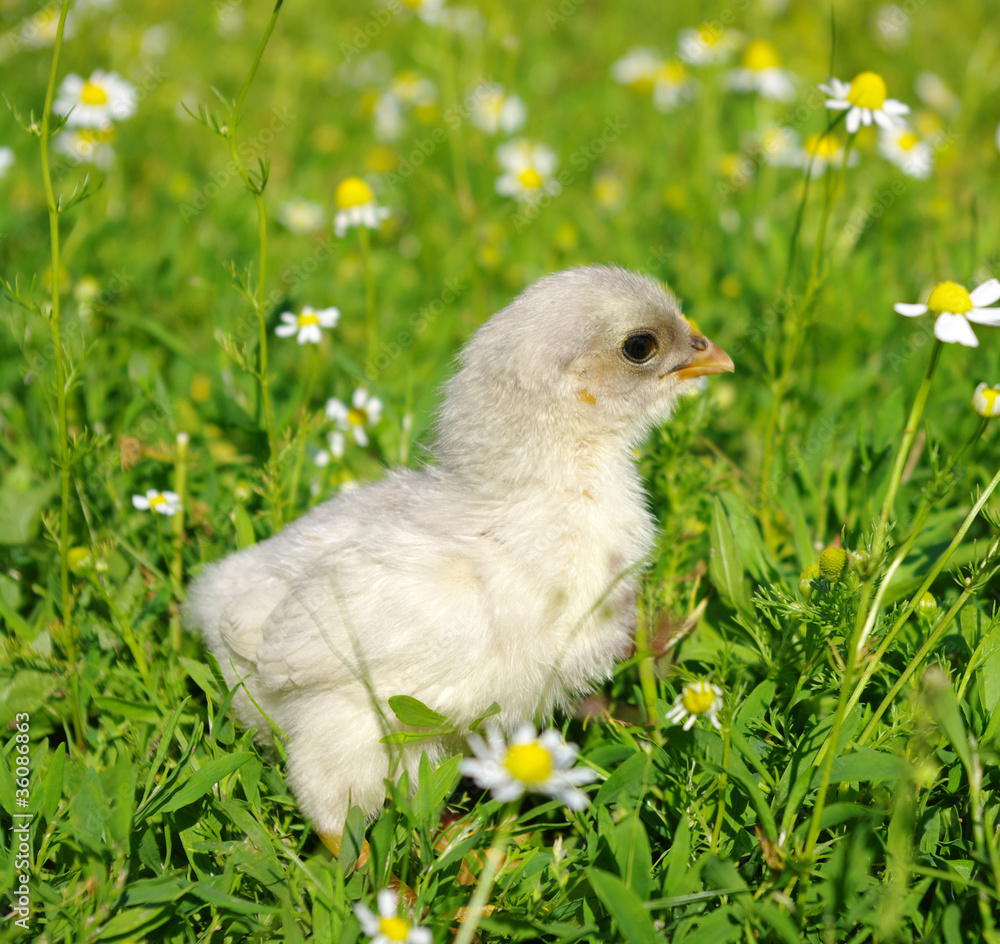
<box><xmin>94</xmin><ymin>906</ymin><xmax>170</xmax><ymax>939</ymax></box>
<box><xmin>709</xmin><ymin>496</ymin><xmax>752</xmax><ymax>620</ymax></box>
<box><xmin>829</xmin><ymin>747</ymin><xmax>907</xmax><ymax>784</ymax></box>
<box><xmin>470</xmin><ymin>701</ymin><xmax>502</xmax><ymax>731</ymax></box>
<box><xmin>664</xmin><ymin>816</ymin><xmax>691</xmax><ymax>896</ymax></box>
<box><xmin>339</xmin><ymin>804</ymin><xmax>367</xmax><ymax>874</ymax></box>
<box><xmin>593</xmin><ymin>751</ymin><xmax>648</xmax><ymax>808</ymax></box>
<box><xmin>0</xmin><ymin>469</ymin><xmax>58</xmax><ymax>545</ymax></box>
<box><xmin>588</xmin><ymin>869</ymin><xmax>660</xmax><ymax>944</ymax></box>
<box><xmin>387</xmin><ymin>694</ymin><xmax>448</xmax><ymax>728</ymax></box>
<box><xmin>146</xmin><ymin>752</ymin><xmax>253</xmax><ymax>816</ymax></box>
<box><xmin>614</xmin><ymin>813</ymin><xmax>653</xmax><ymax>900</ymax></box>
<box><xmin>233</xmin><ymin>502</ymin><xmax>257</xmax><ymax>548</ymax></box>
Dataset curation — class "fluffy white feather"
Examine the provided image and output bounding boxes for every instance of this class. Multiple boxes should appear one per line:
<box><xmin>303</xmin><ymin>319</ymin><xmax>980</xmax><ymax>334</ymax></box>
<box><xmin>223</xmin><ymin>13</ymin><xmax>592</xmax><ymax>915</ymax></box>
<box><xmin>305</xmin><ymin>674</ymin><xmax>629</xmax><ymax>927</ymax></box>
<box><xmin>185</xmin><ymin>265</ymin><xmax>733</xmax><ymax>835</ymax></box>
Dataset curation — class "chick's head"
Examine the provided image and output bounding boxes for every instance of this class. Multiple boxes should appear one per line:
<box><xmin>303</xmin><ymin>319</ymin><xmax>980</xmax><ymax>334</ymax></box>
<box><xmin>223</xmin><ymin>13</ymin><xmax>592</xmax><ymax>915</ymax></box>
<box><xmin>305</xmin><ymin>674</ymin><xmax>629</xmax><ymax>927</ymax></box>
<box><xmin>437</xmin><ymin>266</ymin><xmax>732</xmax><ymax>480</ymax></box>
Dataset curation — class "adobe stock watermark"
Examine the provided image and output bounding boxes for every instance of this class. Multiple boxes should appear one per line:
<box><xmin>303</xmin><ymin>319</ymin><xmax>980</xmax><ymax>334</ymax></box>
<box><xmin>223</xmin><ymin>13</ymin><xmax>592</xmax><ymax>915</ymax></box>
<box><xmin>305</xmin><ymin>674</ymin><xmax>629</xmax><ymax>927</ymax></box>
<box><xmin>381</xmin><ymin>79</ymin><xmax>498</xmax><ymax>194</ymax></box>
<box><xmin>8</xmin><ymin>713</ymin><xmax>32</xmax><ymax>932</ymax></box>
<box><xmin>544</xmin><ymin>0</ymin><xmax>587</xmax><ymax>28</ymax></box>
<box><xmin>365</xmin><ymin>278</ymin><xmax>465</xmax><ymax>381</ymax></box>
<box><xmin>340</xmin><ymin>0</ymin><xmax>404</xmax><ymax>62</ymax></box>
<box><xmin>511</xmin><ymin>116</ymin><xmax>628</xmax><ymax>232</ymax></box>
<box><xmin>179</xmin><ymin>104</ymin><xmax>297</xmax><ymax>222</ymax></box>
<box><xmin>842</xmin><ymin>129</ymin><xmax>959</xmax><ymax>242</ymax></box>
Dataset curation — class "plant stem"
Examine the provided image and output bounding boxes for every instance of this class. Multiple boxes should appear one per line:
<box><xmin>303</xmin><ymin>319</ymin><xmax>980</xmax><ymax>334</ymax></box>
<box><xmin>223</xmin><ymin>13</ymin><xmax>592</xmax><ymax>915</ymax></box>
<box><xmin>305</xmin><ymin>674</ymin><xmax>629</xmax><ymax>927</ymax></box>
<box><xmin>845</xmin><ymin>460</ymin><xmax>1000</xmax><ymax>748</ymax></box>
<box><xmin>872</xmin><ymin>340</ymin><xmax>943</xmax><ymax>560</ymax></box>
<box><xmin>40</xmin><ymin>0</ymin><xmax>81</xmax><ymax>745</ymax></box>
<box><xmin>454</xmin><ymin>809</ymin><xmax>514</xmax><ymax>944</ymax></box>
<box><xmin>711</xmin><ymin>725</ymin><xmax>731</xmax><ymax>853</ymax></box>
<box><xmin>170</xmin><ymin>432</ymin><xmax>189</xmax><ymax>652</ymax></box>
<box><xmin>225</xmin><ymin>0</ymin><xmax>284</xmax><ymax>521</ymax></box>
<box><xmin>359</xmin><ymin>224</ymin><xmax>378</xmax><ymax>368</ymax></box>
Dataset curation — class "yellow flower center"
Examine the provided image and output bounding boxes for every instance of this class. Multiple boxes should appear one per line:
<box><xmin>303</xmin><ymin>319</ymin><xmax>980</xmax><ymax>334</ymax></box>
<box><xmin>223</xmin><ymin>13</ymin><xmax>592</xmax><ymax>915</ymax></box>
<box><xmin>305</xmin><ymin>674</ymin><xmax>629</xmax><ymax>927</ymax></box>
<box><xmin>379</xmin><ymin>916</ymin><xmax>411</xmax><ymax>941</ymax></box>
<box><xmin>149</xmin><ymin>494</ymin><xmax>166</xmax><ymax>511</ymax></box>
<box><xmin>897</xmin><ymin>131</ymin><xmax>920</xmax><ymax>151</ymax></box>
<box><xmin>697</xmin><ymin>24</ymin><xmax>720</xmax><ymax>46</ymax></box>
<box><xmin>805</xmin><ymin>132</ymin><xmax>839</xmax><ymax>160</ymax></box>
<box><xmin>518</xmin><ymin>167</ymin><xmax>544</xmax><ymax>189</ymax></box>
<box><xmin>629</xmin><ymin>75</ymin><xmax>655</xmax><ymax>95</ymax></box>
<box><xmin>335</xmin><ymin>176</ymin><xmax>375</xmax><ymax>209</ymax></box>
<box><xmin>975</xmin><ymin>387</ymin><xmax>1000</xmax><ymax>418</ymax></box>
<box><xmin>656</xmin><ymin>60</ymin><xmax>687</xmax><ymax>84</ymax></box>
<box><xmin>742</xmin><ymin>40</ymin><xmax>781</xmax><ymax>72</ymax></box>
<box><xmin>681</xmin><ymin>685</ymin><xmax>717</xmax><ymax>716</ymax></box>
<box><xmin>348</xmin><ymin>407</ymin><xmax>368</xmax><ymax>426</ymax></box>
<box><xmin>81</xmin><ymin>81</ymin><xmax>109</xmax><ymax>106</ymax></box>
<box><xmin>503</xmin><ymin>742</ymin><xmax>553</xmax><ymax>785</ymax></box>
<box><xmin>927</xmin><ymin>281</ymin><xmax>973</xmax><ymax>315</ymax></box>
<box><xmin>298</xmin><ymin>311</ymin><xmax>319</xmax><ymax>327</ymax></box>
<box><xmin>847</xmin><ymin>71</ymin><xmax>888</xmax><ymax>110</ymax></box>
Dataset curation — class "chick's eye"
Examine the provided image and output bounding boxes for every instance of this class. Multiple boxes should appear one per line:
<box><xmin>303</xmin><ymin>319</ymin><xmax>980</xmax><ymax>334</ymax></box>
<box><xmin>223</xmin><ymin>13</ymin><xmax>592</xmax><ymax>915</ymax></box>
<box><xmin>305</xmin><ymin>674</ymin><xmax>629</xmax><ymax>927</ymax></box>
<box><xmin>621</xmin><ymin>332</ymin><xmax>658</xmax><ymax>364</ymax></box>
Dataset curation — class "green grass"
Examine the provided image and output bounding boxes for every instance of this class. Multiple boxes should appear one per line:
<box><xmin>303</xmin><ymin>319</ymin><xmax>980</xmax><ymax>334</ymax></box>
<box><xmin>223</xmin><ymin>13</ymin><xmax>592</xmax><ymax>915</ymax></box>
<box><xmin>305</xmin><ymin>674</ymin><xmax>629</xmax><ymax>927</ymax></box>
<box><xmin>2</xmin><ymin>0</ymin><xmax>1000</xmax><ymax>941</ymax></box>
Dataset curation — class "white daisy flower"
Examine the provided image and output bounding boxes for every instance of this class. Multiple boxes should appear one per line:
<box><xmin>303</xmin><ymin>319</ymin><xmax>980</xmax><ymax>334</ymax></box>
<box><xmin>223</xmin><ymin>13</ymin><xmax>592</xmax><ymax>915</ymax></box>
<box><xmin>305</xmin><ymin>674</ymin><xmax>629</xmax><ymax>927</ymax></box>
<box><xmin>0</xmin><ymin>146</ymin><xmax>13</xmax><ymax>178</ymax></box>
<box><xmin>972</xmin><ymin>383</ymin><xmax>1000</xmax><ymax>419</ymax></box>
<box><xmin>54</xmin><ymin>70</ymin><xmax>137</xmax><ymax>129</ymax></box>
<box><xmin>390</xmin><ymin>70</ymin><xmax>437</xmax><ymax>108</ymax></box>
<box><xmin>354</xmin><ymin>888</ymin><xmax>431</xmax><ymax>944</ymax></box>
<box><xmin>677</xmin><ymin>24</ymin><xmax>742</xmax><ymax>65</ymax></box>
<box><xmin>753</xmin><ymin>125</ymin><xmax>800</xmax><ymax>167</ymax></box>
<box><xmin>726</xmin><ymin>40</ymin><xmax>795</xmax><ymax>102</ymax></box>
<box><xmin>275</xmin><ymin>305</ymin><xmax>340</xmax><ymax>345</ymax></box>
<box><xmin>894</xmin><ymin>279</ymin><xmax>1000</xmax><ymax>348</ymax></box>
<box><xmin>403</xmin><ymin>0</ymin><xmax>446</xmax><ymax>26</ymax></box>
<box><xmin>132</xmin><ymin>490</ymin><xmax>182</xmax><ymax>516</ymax></box>
<box><xmin>495</xmin><ymin>139</ymin><xmax>559</xmax><ymax>204</ymax></box>
<box><xmin>334</xmin><ymin>177</ymin><xmax>391</xmax><ymax>237</ymax></box>
<box><xmin>915</xmin><ymin>71</ymin><xmax>960</xmax><ymax>117</ymax></box>
<box><xmin>471</xmin><ymin>83</ymin><xmax>527</xmax><ymax>135</ymax></box>
<box><xmin>54</xmin><ymin>128</ymin><xmax>116</xmax><ymax>170</ymax></box>
<box><xmin>326</xmin><ymin>388</ymin><xmax>383</xmax><ymax>450</ymax></box>
<box><xmin>878</xmin><ymin>124</ymin><xmax>933</xmax><ymax>179</ymax></box>
<box><xmin>278</xmin><ymin>198</ymin><xmax>325</xmax><ymax>235</ymax></box>
<box><xmin>374</xmin><ymin>71</ymin><xmax>437</xmax><ymax>141</ymax></box>
<box><xmin>17</xmin><ymin>7</ymin><xmax>77</xmax><ymax>49</ymax></box>
<box><xmin>460</xmin><ymin>722</ymin><xmax>598</xmax><ymax>810</ymax></box>
<box><xmin>652</xmin><ymin>60</ymin><xmax>696</xmax><ymax>112</ymax></box>
<box><xmin>664</xmin><ymin>681</ymin><xmax>724</xmax><ymax>731</ymax></box>
<box><xmin>819</xmin><ymin>71</ymin><xmax>909</xmax><ymax>134</ymax></box>
<box><xmin>611</xmin><ymin>47</ymin><xmax>662</xmax><ymax>93</ymax></box>
<box><xmin>791</xmin><ymin>132</ymin><xmax>860</xmax><ymax>177</ymax></box>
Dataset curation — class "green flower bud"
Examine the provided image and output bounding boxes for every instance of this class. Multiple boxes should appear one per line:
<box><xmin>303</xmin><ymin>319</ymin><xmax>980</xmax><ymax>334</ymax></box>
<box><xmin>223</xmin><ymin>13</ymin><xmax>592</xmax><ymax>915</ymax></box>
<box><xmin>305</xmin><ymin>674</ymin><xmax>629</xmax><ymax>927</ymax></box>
<box><xmin>819</xmin><ymin>547</ymin><xmax>848</xmax><ymax>581</ymax></box>
<box><xmin>799</xmin><ymin>562</ymin><xmax>820</xmax><ymax>599</ymax></box>
<box><xmin>67</xmin><ymin>547</ymin><xmax>93</xmax><ymax>574</ymax></box>
<box><xmin>916</xmin><ymin>592</ymin><xmax>937</xmax><ymax>624</ymax></box>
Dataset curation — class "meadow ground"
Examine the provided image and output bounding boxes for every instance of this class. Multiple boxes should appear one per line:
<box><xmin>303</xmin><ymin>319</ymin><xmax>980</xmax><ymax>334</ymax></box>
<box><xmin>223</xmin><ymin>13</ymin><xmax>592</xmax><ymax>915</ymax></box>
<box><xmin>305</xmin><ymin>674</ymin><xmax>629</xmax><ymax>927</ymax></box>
<box><xmin>2</xmin><ymin>0</ymin><xmax>1000</xmax><ymax>941</ymax></box>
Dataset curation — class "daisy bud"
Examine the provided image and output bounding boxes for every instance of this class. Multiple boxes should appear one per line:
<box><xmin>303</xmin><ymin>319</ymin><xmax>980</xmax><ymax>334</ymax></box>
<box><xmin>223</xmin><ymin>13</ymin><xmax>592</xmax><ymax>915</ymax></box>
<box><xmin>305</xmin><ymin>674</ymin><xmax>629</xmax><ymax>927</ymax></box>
<box><xmin>972</xmin><ymin>382</ymin><xmax>1000</xmax><ymax>418</ymax></box>
<box><xmin>819</xmin><ymin>547</ymin><xmax>848</xmax><ymax>581</ymax></box>
<box><xmin>67</xmin><ymin>547</ymin><xmax>94</xmax><ymax>574</ymax></box>
<box><xmin>916</xmin><ymin>592</ymin><xmax>938</xmax><ymax>625</ymax></box>
<box><xmin>799</xmin><ymin>562</ymin><xmax>820</xmax><ymax>599</ymax></box>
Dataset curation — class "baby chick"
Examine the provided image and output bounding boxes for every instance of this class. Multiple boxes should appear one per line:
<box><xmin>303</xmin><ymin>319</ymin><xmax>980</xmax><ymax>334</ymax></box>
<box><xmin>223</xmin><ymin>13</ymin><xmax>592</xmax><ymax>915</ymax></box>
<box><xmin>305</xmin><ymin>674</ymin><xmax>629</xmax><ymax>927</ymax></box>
<box><xmin>185</xmin><ymin>265</ymin><xmax>733</xmax><ymax>839</ymax></box>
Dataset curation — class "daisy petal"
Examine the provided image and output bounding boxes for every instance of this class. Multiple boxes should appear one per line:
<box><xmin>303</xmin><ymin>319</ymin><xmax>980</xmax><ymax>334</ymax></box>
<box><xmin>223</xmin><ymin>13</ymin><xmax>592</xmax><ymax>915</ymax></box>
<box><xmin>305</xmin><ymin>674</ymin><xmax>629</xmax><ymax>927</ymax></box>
<box><xmin>882</xmin><ymin>99</ymin><xmax>910</xmax><ymax>115</ymax></box>
<box><xmin>966</xmin><ymin>307</ymin><xmax>1000</xmax><ymax>326</ymax></box>
<box><xmin>894</xmin><ymin>303</ymin><xmax>928</xmax><ymax>316</ymax></box>
<box><xmin>376</xmin><ymin>888</ymin><xmax>397</xmax><ymax>918</ymax></box>
<box><xmin>934</xmin><ymin>312</ymin><xmax>979</xmax><ymax>347</ymax></box>
<box><xmin>132</xmin><ymin>495</ymin><xmax>150</xmax><ymax>509</ymax></box>
<box><xmin>970</xmin><ymin>278</ymin><xmax>1000</xmax><ymax>308</ymax></box>
<box><xmin>275</xmin><ymin>324</ymin><xmax>297</xmax><ymax>337</ymax></box>
<box><xmin>846</xmin><ymin>109</ymin><xmax>861</xmax><ymax>134</ymax></box>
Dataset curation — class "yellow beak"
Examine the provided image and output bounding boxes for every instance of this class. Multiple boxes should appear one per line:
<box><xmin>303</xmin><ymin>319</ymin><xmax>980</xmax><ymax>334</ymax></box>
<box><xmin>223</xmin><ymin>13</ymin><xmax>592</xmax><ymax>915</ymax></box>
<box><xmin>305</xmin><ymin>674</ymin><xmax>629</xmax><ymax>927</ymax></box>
<box><xmin>664</xmin><ymin>333</ymin><xmax>734</xmax><ymax>382</ymax></box>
